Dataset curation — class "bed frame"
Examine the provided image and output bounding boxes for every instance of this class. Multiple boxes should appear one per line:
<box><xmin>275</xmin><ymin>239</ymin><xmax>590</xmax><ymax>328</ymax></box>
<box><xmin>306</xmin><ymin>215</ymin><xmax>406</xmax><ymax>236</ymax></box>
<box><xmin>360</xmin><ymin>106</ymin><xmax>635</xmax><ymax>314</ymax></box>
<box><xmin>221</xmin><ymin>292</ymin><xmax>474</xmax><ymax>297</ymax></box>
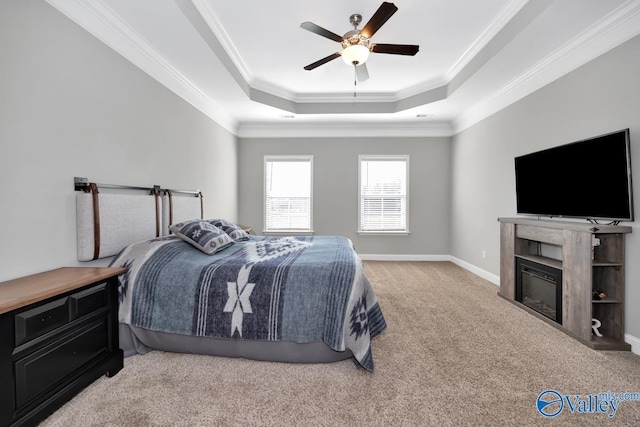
<box><xmin>74</xmin><ymin>177</ymin><xmax>203</xmax><ymax>261</ymax></box>
<box><xmin>74</xmin><ymin>177</ymin><xmax>352</xmax><ymax>364</ymax></box>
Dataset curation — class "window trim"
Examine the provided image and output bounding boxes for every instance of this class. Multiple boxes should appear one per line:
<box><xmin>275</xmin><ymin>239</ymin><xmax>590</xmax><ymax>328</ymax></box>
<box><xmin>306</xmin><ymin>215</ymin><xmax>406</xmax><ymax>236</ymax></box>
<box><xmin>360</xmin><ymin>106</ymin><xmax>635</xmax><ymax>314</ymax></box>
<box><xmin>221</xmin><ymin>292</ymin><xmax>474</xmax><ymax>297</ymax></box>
<box><xmin>263</xmin><ymin>155</ymin><xmax>314</xmax><ymax>234</ymax></box>
<box><xmin>358</xmin><ymin>154</ymin><xmax>410</xmax><ymax>235</ymax></box>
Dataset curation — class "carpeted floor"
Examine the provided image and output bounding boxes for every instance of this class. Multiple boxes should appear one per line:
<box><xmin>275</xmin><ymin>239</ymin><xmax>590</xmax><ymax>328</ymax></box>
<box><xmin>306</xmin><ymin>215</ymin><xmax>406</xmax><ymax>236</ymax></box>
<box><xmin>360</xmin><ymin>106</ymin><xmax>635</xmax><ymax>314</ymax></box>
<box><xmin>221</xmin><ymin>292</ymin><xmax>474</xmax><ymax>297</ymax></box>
<box><xmin>40</xmin><ymin>261</ymin><xmax>640</xmax><ymax>426</ymax></box>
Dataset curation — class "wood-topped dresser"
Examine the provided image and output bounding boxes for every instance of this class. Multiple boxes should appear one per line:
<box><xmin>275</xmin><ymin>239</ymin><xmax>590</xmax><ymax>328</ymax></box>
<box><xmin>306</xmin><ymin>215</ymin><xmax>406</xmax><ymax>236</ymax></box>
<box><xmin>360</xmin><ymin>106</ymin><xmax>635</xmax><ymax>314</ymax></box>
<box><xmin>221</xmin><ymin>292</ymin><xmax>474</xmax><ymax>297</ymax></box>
<box><xmin>0</xmin><ymin>267</ymin><xmax>125</xmax><ymax>427</ymax></box>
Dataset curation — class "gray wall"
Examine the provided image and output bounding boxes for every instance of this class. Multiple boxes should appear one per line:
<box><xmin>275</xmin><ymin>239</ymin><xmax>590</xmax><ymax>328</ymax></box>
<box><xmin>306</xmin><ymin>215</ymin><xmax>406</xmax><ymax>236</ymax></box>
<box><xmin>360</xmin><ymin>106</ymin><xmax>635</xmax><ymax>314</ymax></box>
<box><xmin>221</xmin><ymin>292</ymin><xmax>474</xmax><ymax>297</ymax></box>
<box><xmin>0</xmin><ymin>0</ymin><xmax>238</xmax><ymax>282</ymax></box>
<box><xmin>4</xmin><ymin>0</ymin><xmax>637</xmax><ymax>343</ymax></box>
<box><xmin>238</xmin><ymin>137</ymin><xmax>451</xmax><ymax>256</ymax></box>
<box><xmin>451</xmin><ymin>34</ymin><xmax>640</xmax><ymax>342</ymax></box>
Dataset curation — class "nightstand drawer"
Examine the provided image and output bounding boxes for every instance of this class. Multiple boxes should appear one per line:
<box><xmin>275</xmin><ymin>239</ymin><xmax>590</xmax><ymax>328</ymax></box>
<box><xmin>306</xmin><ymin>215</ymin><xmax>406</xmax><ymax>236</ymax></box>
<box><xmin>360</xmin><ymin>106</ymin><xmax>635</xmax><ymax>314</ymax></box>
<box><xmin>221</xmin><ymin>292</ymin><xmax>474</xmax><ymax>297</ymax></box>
<box><xmin>70</xmin><ymin>282</ymin><xmax>107</xmax><ymax>319</ymax></box>
<box><xmin>0</xmin><ymin>267</ymin><xmax>125</xmax><ymax>427</ymax></box>
<box><xmin>15</xmin><ymin>298</ymin><xmax>70</xmax><ymax>346</ymax></box>
<box><xmin>14</xmin><ymin>317</ymin><xmax>108</xmax><ymax>408</ymax></box>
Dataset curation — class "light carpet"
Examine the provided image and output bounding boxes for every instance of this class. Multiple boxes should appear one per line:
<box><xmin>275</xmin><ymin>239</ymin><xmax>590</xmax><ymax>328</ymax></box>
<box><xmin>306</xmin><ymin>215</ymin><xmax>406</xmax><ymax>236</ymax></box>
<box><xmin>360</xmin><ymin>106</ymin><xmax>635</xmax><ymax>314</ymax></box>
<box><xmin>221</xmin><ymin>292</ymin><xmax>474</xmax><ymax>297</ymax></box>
<box><xmin>40</xmin><ymin>261</ymin><xmax>640</xmax><ymax>426</ymax></box>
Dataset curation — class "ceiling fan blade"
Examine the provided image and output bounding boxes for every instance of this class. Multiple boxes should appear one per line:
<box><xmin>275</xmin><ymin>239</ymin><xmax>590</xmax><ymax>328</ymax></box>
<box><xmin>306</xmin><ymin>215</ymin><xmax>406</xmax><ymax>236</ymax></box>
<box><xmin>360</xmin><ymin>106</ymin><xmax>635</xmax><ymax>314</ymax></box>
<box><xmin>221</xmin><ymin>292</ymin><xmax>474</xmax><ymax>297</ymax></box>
<box><xmin>360</xmin><ymin>2</ymin><xmax>398</xmax><ymax>38</ymax></box>
<box><xmin>372</xmin><ymin>44</ymin><xmax>419</xmax><ymax>55</ymax></box>
<box><xmin>356</xmin><ymin>63</ymin><xmax>370</xmax><ymax>82</ymax></box>
<box><xmin>300</xmin><ymin>22</ymin><xmax>343</xmax><ymax>42</ymax></box>
<box><xmin>303</xmin><ymin>52</ymin><xmax>341</xmax><ymax>70</ymax></box>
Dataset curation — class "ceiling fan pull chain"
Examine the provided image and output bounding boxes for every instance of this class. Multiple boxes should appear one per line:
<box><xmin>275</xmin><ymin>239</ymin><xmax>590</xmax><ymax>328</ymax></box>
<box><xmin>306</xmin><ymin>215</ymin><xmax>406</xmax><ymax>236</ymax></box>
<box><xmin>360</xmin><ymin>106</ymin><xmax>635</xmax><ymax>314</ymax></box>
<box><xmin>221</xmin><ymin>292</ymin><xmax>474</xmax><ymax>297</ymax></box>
<box><xmin>353</xmin><ymin>65</ymin><xmax>357</xmax><ymax>98</ymax></box>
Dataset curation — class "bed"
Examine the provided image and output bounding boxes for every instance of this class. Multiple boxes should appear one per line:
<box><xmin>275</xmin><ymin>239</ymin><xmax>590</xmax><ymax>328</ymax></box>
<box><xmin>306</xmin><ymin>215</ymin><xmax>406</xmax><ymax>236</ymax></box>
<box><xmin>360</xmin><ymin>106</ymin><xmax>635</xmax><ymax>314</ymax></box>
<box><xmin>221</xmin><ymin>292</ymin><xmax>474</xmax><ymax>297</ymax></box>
<box><xmin>75</xmin><ymin>180</ymin><xmax>386</xmax><ymax>370</ymax></box>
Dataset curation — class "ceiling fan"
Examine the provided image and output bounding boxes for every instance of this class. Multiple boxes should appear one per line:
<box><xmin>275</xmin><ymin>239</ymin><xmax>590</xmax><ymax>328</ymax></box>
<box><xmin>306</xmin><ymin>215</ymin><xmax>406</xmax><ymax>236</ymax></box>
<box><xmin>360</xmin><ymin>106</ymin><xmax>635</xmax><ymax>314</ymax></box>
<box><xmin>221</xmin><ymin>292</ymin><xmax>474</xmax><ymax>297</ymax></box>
<box><xmin>300</xmin><ymin>2</ymin><xmax>419</xmax><ymax>83</ymax></box>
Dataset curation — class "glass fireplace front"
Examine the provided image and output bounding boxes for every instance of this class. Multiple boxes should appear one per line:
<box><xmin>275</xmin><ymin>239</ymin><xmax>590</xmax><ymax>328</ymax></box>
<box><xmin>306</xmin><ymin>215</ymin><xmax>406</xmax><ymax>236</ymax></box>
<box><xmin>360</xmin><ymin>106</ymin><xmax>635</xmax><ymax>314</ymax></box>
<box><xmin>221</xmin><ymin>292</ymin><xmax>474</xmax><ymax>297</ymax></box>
<box><xmin>515</xmin><ymin>258</ymin><xmax>562</xmax><ymax>324</ymax></box>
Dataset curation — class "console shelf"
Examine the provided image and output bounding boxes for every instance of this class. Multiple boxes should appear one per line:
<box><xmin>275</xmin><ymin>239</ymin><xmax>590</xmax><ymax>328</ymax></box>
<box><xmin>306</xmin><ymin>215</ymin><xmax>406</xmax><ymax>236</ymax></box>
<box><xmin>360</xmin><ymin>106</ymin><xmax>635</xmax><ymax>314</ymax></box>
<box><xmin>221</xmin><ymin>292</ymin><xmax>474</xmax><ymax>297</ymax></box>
<box><xmin>499</xmin><ymin>217</ymin><xmax>631</xmax><ymax>351</ymax></box>
<box><xmin>514</xmin><ymin>253</ymin><xmax>562</xmax><ymax>270</ymax></box>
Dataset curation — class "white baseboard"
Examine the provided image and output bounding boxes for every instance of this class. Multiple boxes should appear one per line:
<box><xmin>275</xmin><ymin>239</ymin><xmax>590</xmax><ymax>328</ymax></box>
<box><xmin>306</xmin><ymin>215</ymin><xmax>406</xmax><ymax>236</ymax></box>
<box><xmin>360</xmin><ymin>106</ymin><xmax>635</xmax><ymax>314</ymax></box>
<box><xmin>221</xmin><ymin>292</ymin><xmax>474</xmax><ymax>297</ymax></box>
<box><xmin>449</xmin><ymin>256</ymin><xmax>500</xmax><ymax>286</ymax></box>
<box><xmin>358</xmin><ymin>254</ymin><xmax>450</xmax><ymax>262</ymax></box>
<box><xmin>357</xmin><ymin>254</ymin><xmax>500</xmax><ymax>285</ymax></box>
<box><xmin>625</xmin><ymin>333</ymin><xmax>640</xmax><ymax>355</ymax></box>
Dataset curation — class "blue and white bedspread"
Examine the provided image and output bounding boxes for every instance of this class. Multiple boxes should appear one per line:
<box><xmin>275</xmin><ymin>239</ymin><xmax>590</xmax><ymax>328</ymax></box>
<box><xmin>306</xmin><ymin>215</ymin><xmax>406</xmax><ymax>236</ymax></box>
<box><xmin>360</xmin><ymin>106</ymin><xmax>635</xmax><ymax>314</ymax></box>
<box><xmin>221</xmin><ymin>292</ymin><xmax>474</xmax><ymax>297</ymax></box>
<box><xmin>110</xmin><ymin>235</ymin><xmax>386</xmax><ymax>370</ymax></box>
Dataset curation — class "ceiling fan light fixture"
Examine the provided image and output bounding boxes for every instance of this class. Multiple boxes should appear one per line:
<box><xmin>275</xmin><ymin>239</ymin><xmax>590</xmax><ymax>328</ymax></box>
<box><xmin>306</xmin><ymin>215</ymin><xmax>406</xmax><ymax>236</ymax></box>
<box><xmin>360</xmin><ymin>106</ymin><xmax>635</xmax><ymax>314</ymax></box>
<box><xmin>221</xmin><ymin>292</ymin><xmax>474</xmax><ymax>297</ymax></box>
<box><xmin>342</xmin><ymin>44</ymin><xmax>370</xmax><ymax>66</ymax></box>
<box><xmin>301</xmin><ymin>2</ymin><xmax>418</xmax><ymax>75</ymax></box>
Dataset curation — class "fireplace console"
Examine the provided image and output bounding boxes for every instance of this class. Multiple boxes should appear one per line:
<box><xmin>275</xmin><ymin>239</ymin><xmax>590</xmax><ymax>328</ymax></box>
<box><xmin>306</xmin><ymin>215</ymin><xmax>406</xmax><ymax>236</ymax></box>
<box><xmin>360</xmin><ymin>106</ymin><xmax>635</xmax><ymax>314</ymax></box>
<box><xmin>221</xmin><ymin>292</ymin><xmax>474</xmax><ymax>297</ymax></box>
<box><xmin>516</xmin><ymin>258</ymin><xmax>562</xmax><ymax>325</ymax></box>
<box><xmin>498</xmin><ymin>217</ymin><xmax>631</xmax><ymax>351</ymax></box>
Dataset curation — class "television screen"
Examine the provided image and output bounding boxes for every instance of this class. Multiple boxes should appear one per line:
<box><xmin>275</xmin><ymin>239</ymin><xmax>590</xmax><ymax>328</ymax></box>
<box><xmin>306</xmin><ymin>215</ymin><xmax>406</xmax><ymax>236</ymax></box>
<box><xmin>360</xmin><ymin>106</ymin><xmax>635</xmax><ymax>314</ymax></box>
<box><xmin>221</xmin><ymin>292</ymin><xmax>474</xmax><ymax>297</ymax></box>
<box><xmin>515</xmin><ymin>129</ymin><xmax>634</xmax><ymax>222</ymax></box>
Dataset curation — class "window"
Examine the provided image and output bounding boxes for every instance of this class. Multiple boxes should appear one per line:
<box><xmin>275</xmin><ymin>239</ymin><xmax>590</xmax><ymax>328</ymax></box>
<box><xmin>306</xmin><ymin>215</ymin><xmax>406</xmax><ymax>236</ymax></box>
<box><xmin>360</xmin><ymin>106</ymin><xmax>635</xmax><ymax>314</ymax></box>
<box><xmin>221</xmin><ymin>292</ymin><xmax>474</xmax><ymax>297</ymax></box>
<box><xmin>359</xmin><ymin>155</ymin><xmax>409</xmax><ymax>233</ymax></box>
<box><xmin>264</xmin><ymin>156</ymin><xmax>313</xmax><ymax>232</ymax></box>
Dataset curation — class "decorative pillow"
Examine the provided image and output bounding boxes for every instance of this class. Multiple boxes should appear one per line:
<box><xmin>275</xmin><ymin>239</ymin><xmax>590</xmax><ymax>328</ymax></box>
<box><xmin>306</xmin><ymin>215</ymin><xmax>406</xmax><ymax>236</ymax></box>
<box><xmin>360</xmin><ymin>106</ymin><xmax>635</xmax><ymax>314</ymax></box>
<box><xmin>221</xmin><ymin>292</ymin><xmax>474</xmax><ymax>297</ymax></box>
<box><xmin>209</xmin><ymin>219</ymin><xmax>250</xmax><ymax>241</ymax></box>
<box><xmin>169</xmin><ymin>219</ymin><xmax>234</xmax><ymax>254</ymax></box>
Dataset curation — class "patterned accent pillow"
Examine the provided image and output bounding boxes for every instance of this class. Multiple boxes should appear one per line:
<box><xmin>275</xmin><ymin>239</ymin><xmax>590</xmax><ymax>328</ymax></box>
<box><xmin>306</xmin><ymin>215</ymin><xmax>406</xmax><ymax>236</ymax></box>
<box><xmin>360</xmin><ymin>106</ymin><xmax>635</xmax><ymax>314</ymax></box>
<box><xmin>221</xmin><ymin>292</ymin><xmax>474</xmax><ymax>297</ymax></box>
<box><xmin>209</xmin><ymin>219</ymin><xmax>250</xmax><ymax>242</ymax></box>
<box><xmin>169</xmin><ymin>219</ymin><xmax>234</xmax><ymax>254</ymax></box>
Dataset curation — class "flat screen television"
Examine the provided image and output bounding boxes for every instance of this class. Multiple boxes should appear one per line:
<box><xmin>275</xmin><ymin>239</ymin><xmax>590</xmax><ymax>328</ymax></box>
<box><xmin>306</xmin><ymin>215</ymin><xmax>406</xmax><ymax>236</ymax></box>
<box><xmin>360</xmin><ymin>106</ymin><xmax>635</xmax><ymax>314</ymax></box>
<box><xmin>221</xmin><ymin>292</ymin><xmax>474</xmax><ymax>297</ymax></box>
<box><xmin>515</xmin><ymin>129</ymin><xmax>634</xmax><ymax>222</ymax></box>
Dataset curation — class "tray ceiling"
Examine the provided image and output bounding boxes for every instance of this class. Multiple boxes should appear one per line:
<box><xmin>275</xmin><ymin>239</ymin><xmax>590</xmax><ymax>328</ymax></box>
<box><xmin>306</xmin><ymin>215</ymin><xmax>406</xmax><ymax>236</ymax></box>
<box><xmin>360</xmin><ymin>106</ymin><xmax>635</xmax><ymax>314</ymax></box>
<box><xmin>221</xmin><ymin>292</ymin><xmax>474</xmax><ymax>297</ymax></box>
<box><xmin>45</xmin><ymin>0</ymin><xmax>640</xmax><ymax>137</ymax></box>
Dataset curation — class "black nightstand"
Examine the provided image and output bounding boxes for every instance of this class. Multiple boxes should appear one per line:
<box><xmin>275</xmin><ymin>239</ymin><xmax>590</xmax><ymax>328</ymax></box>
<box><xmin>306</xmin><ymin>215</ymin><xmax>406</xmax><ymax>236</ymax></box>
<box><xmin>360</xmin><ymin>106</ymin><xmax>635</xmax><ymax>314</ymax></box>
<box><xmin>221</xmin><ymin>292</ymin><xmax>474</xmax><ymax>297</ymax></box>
<box><xmin>0</xmin><ymin>267</ymin><xmax>125</xmax><ymax>427</ymax></box>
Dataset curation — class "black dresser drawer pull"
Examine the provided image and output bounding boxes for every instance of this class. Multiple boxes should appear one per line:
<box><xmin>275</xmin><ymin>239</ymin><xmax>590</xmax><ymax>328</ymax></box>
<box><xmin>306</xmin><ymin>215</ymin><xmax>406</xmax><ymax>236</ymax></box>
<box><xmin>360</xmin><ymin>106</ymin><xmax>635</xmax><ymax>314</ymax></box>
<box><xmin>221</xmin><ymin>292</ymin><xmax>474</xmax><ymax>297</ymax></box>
<box><xmin>15</xmin><ymin>298</ymin><xmax>70</xmax><ymax>346</ymax></box>
<box><xmin>70</xmin><ymin>283</ymin><xmax>108</xmax><ymax>320</ymax></box>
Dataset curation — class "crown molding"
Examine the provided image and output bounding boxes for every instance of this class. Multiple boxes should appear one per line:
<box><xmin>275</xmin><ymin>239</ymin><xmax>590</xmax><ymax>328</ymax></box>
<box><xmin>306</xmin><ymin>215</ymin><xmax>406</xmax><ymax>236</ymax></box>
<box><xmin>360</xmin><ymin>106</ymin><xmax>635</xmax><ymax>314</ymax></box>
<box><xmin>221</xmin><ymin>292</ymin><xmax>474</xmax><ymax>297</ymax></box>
<box><xmin>236</xmin><ymin>120</ymin><xmax>453</xmax><ymax>139</ymax></box>
<box><xmin>453</xmin><ymin>0</ymin><xmax>640</xmax><ymax>134</ymax></box>
<box><xmin>45</xmin><ymin>0</ymin><xmax>239</xmax><ymax>134</ymax></box>
<box><xmin>249</xmin><ymin>71</ymin><xmax>447</xmax><ymax>104</ymax></box>
<box><xmin>45</xmin><ymin>0</ymin><xmax>640</xmax><ymax>139</ymax></box>
<box><xmin>446</xmin><ymin>0</ymin><xmax>529</xmax><ymax>81</ymax></box>
<box><xmin>189</xmin><ymin>0</ymin><xmax>448</xmax><ymax>107</ymax></box>
<box><xmin>190</xmin><ymin>0</ymin><xmax>252</xmax><ymax>84</ymax></box>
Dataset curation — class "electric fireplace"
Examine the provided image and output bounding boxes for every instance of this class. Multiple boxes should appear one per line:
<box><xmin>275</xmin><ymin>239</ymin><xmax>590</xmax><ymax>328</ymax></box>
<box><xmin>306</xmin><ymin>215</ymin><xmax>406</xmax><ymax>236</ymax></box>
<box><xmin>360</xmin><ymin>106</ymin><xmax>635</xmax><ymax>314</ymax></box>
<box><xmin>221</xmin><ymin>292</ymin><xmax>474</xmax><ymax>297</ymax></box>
<box><xmin>515</xmin><ymin>258</ymin><xmax>562</xmax><ymax>324</ymax></box>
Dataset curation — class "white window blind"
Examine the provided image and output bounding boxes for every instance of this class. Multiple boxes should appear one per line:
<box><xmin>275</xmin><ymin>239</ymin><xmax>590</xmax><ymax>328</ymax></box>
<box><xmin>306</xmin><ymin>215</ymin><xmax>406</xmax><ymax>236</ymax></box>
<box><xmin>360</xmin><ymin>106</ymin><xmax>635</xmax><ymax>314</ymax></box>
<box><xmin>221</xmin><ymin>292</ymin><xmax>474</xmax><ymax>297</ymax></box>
<box><xmin>264</xmin><ymin>156</ymin><xmax>312</xmax><ymax>231</ymax></box>
<box><xmin>359</xmin><ymin>155</ymin><xmax>409</xmax><ymax>232</ymax></box>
